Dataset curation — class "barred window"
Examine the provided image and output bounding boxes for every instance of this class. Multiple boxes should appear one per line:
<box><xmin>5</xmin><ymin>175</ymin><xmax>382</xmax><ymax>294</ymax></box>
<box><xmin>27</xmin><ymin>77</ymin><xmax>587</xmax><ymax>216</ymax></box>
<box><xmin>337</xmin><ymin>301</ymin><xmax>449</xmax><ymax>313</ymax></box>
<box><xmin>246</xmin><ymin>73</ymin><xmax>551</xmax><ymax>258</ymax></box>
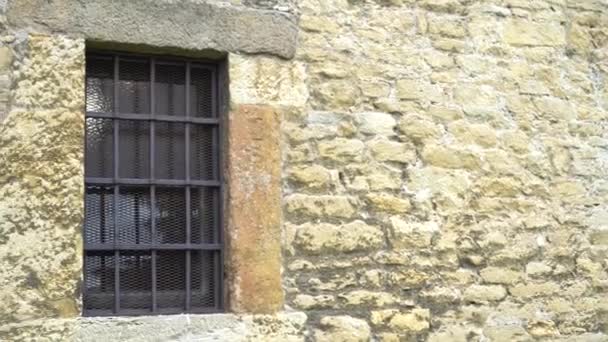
<box><xmin>83</xmin><ymin>52</ymin><xmax>223</xmax><ymax>316</ymax></box>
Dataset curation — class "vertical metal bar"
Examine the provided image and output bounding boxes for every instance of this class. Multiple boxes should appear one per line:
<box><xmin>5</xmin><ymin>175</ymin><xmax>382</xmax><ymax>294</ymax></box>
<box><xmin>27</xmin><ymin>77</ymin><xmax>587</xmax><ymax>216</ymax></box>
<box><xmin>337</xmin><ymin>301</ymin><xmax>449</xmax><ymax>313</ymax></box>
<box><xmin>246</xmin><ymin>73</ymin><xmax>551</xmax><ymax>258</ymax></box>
<box><xmin>185</xmin><ymin>61</ymin><xmax>192</xmax><ymax>310</ymax></box>
<box><xmin>215</xmin><ymin>64</ymin><xmax>224</xmax><ymax>310</ymax></box>
<box><xmin>150</xmin><ymin>57</ymin><xmax>157</xmax><ymax>312</ymax></box>
<box><xmin>185</xmin><ymin>62</ymin><xmax>191</xmax><ymax>119</ymax></box>
<box><xmin>113</xmin><ymin>55</ymin><xmax>121</xmax><ymax>314</ymax></box>
<box><xmin>185</xmin><ymin>187</ymin><xmax>191</xmax><ymax>310</ymax></box>
<box><xmin>151</xmin><ymin>188</ymin><xmax>157</xmax><ymax>312</ymax></box>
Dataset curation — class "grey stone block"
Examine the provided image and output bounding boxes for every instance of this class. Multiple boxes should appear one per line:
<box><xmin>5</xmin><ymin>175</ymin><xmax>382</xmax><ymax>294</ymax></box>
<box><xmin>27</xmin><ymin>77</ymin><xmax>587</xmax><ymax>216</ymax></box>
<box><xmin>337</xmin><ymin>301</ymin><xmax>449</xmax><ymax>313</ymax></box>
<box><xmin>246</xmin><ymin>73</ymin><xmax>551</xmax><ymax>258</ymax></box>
<box><xmin>6</xmin><ymin>0</ymin><xmax>298</xmax><ymax>59</ymax></box>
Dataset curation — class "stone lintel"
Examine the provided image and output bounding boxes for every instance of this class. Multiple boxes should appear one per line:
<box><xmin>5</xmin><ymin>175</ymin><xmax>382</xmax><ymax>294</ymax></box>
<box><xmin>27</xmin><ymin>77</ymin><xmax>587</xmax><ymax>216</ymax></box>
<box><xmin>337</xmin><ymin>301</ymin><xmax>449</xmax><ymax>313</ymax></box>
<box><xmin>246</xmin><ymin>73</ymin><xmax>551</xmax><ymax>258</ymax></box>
<box><xmin>226</xmin><ymin>104</ymin><xmax>283</xmax><ymax>313</ymax></box>
<box><xmin>6</xmin><ymin>0</ymin><xmax>298</xmax><ymax>59</ymax></box>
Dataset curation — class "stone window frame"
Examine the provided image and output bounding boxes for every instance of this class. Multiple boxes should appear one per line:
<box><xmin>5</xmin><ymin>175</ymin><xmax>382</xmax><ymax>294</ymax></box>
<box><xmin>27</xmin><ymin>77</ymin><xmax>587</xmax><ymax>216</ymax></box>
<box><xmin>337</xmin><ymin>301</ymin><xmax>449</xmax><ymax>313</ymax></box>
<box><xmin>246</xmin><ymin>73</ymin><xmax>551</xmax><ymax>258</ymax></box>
<box><xmin>79</xmin><ymin>44</ymin><xmax>285</xmax><ymax>316</ymax></box>
<box><xmin>82</xmin><ymin>51</ymin><xmax>226</xmax><ymax>316</ymax></box>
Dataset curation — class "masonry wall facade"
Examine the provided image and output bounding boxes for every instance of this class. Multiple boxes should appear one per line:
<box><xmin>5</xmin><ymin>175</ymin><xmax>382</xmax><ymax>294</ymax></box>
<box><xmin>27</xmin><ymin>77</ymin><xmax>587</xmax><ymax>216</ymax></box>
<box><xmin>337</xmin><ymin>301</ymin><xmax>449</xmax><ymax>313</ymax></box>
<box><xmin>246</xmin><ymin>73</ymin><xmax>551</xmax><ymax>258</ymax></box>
<box><xmin>0</xmin><ymin>0</ymin><xmax>607</xmax><ymax>341</ymax></box>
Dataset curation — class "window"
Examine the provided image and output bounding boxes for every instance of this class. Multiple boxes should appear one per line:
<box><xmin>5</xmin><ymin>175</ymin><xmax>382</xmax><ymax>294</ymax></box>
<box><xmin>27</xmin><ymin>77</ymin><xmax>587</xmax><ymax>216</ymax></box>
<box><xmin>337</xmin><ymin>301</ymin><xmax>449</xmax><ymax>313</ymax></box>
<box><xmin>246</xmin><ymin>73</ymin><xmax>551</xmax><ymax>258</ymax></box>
<box><xmin>83</xmin><ymin>52</ymin><xmax>223</xmax><ymax>316</ymax></box>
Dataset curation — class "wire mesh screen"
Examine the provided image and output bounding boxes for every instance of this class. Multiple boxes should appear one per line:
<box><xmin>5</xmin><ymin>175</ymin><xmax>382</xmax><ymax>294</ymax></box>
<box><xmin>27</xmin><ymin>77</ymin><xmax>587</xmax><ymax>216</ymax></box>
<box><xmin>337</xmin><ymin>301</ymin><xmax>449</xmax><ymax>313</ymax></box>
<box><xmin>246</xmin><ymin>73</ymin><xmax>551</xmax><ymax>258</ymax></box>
<box><xmin>84</xmin><ymin>52</ymin><xmax>222</xmax><ymax>316</ymax></box>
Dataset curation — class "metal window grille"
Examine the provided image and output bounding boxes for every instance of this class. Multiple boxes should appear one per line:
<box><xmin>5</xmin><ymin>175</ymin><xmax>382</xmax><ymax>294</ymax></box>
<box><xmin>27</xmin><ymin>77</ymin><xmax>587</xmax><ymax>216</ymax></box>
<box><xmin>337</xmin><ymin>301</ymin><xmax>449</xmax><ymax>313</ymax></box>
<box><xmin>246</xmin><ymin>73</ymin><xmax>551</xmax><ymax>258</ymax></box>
<box><xmin>83</xmin><ymin>52</ymin><xmax>223</xmax><ymax>316</ymax></box>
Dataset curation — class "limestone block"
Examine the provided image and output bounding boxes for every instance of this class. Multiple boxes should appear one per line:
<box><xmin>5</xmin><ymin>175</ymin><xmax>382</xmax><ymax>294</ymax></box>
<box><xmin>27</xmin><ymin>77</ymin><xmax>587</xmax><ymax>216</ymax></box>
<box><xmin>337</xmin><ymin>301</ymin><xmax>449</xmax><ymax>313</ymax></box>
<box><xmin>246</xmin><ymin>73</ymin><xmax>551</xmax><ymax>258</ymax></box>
<box><xmin>421</xmin><ymin>144</ymin><xmax>482</xmax><ymax>170</ymax></box>
<box><xmin>480</xmin><ymin>267</ymin><xmax>523</xmax><ymax>285</ymax></box>
<box><xmin>509</xmin><ymin>282</ymin><xmax>560</xmax><ymax>298</ymax></box>
<box><xmin>293</xmin><ymin>294</ymin><xmax>335</xmax><ymax>310</ymax></box>
<box><xmin>367</xmin><ymin>137</ymin><xmax>416</xmax><ymax>164</ymax></box>
<box><xmin>314</xmin><ymin>79</ymin><xmax>360</xmax><ymax>109</ymax></box>
<box><xmin>285</xmin><ymin>194</ymin><xmax>358</xmax><ymax>219</ymax></box>
<box><xmin>407</xmin><ymin>166</ymin><xmax>471</xmax><ymax>197</ymax></box>
<box><xmin>294</xmin><ymin>221</ymin><xmax>385</xmax><ymax>254</ymax></box>
<box><xmin>230</xmin><ymin>54</ymin><xmax>308</xmax><ymax>107</ymax></box>
<box><xmin>420</xmin><ymin>286</ymin><xmax>462</xmax><ymax>305</ymax></box>
<box><xmin>448</xmin><ymin>120</ymin><xmax>497</xmax><ymax>147</ymax></box>
<box><xmin>0</xmin><ymin>46</ymin><xmax>12</xmax><ymax>70</ymax></box>
<box><xmin>428</xmin><ymin>325</ymin><xmax>470</xmax><ymax>342</ymax></box>
<box><xmin>300</xmin><ymin>15</ymin><xmax>340</xmax><ymax>33</ymax></box>
<box><xmin>13</xmin><ymin>34</ymin><xmax>84</xmax><ymax>111</ymax></box>
<box><xmin>339</xmin><ymin>290</ymin><xmax>398</xmax><ymax>307</ymax></box>
<box><xmin>385</xmin><ymin>269</ymin><xmax>429</xmax><ymax>288</ymax></box>
<box><xmin>525</xmin><ymin>262</ymin><xmax>553</xmax><ymax>277</ymax></box>
<box><xmin>287</xmin><ymin>165</ymin><xmax>332</xmax><ymax>190</ymax></box>
<box><xmin>371</xmin><ymin>308</ymin><xmax>431</xmax><ymax>332</ymax></box>
<box><xmin>483</xmin><ymin>324</ymin><xmax>530</xmax><ymax>342</ymax></box>
<box><xmin>419</xmin><ymin>0</ymin><xmax>463</xmax><ymax>13</ymax></box>
<box><xmin>7</xmin><ymin>0</ymin><xmax>299</xmax><ymax>58</ymax></box>
<box><xmin>474</xmin><ymin>177</ymin><xmax>522</xmax><ymax>197</ymax></box>
<box><xmin>453</xmin><ymin>84</ymin><xmax>502</xmax><ymax>118</ymax></box>
<box><xmin>396</xmin><ymin>79</ymin><xmax>444</xmax><ymax>101</ymax></box>
<box><xmin>428</xmin><ymin>17</ymin><xmax>466</xmax><ymax>38</ymax></box>
<box><xmin>390</xmin><ymin>217</ymin><xmax>439</xmax><ymax>248</ymax></box>
<box><xmin>527</xmin><ymin>320</ymin><xmax>560</xmax><ymax>338</ymax></box>
<box><xmin>503</xmin><ymin>19</ymin><xmax>566</xmax><ymax>47</ymax></box>
<box><xmin>463</xmin><ymin>285</ymin><xmax>507</xmax><ymax>302</ymax></box>
<box><xmin>399</xmin><ymin>114</ymin><xmax>442</xmax><ymax>142</ymax></box>
<box><xmin>366</xmin><ymin>193</ymin><xmax>412</xmax><ymax>214</ymax></box>
<box><xmin>318</xmin><ymin>138</ymin><xmax>365</xmax><ymax>162</ymax></box>
<box><xmin>315</xmin><ymin>316</ymin><xmax>371</xmax><ymax>342</ymax></box>
<box><xmin>360</xmin><ymin>81</ymin><xmax>390</xmax><ymax>98</ymax></box>
<box><xmin>429</xmin><ymin>105</ymin><xmax>464</xmax><ymax>122</ymax></box>
<box><xmin>356</xmin><ymin>112</ymin><xmax>396</xmax><ymax>136</ymax></box>
<box><xmin>533</xmin><ymin>97</ymin><xmax>577</xmax><ymax>121</ymax></box>
<box><xmin>227</xmin><ymin>105</ymin><xmax>283</xmax><ymax>313</ymax></box>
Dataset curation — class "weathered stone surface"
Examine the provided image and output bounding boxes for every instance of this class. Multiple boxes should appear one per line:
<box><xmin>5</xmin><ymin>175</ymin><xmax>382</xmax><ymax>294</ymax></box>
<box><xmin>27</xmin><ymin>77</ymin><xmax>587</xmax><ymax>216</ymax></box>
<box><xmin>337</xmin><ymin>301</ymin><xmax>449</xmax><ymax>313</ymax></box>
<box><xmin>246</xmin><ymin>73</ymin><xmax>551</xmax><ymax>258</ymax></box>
<box><xmin>285</xmin><ymin>194</ymin><xmax>358</xmax><ymax>219</ymax></box>
<box><xmin>371</xmin><ymin>308</ymin><xmax>430</xmax><ymax>332</ymax></box>
<box><xmin>0</xmin><ymin>46</ymin><xmax>12</xmax><ymax>70</ymax></box>
<box><xmin>448</xmin><ymin>120</ymin><xmax>497</xmax><ymax>147</ymax></box>
<box><xmin>366</xmin><ymin>194</ymin><xmax>412</xmax><ymax>214</ymax></box>
<box><xmin>463</xmin><ymin>285</ymin><xmax>507</xmax><ymax>303</ymax></box>
<box><xmin>1</xmin><ymin>313</ymin><xmax>308</xmax><ymax>341</ymax></box>
<box><xmin>315</xmin><ymin>316</ymin><xmax>371</xmax><ymax>342</ymax></box>
<box><xmin>7</xmin><ymin>0</ymin><xmax>299</xmax><ymax>58</ymax></box>
<box><xmin>294</xmin><ymin>221</ymin><xmax>384</xmax><ymax>254</ymax></box>
<box><xmin>480</xmin><ymin>267</ymin><xmax>522</xmax><ymax>285</ymax></box>
<box><xmin>356</xmin><ymin>112</ymin><xmax>396</xmax><ymax>136</ymax></box>
<box><xmin>0</xmin><ymin>34</ymin><xmax>84</xmax><ymax>325</ymax></box>
<box><xmin>509</xmin><ymin>282</ymin><xmax>560</xmax><ymax>298</ymax></box>
<box><xmin>340</xmin><ymin>290</ymin><xmax>398</xmax><ymax>307</ymax></box>
<box><xmin>318</xmin><ymin>138</ymin><xmax>365</xmax><ymax>162</ymax></box>
<box><xmin>503</xmin><ymin>19</ymin><xmax>566</xmax><ymax>47</ymax></box>
<box><xmin>13</xmin><ymin>34</ymin><xmax>85</xmax><ymax>110</ymax></box>
<box><xmin>227</xmin><ymin>105</ymin><xmax>283</xmax><ymax>313</ymax></box>
<box><xmin>3</xmin><ymin>0</ymin><xmax>608</xmax><ymax>339</ymax></box>
<box><xmin>230</xmin><ymin>54</ymin><xmax>308</xmax><ymax>106</ymax></box>
<box><xmin>398</xmin><ymin>114</ymin><xmax>442</xmax><ymax>142</ymax></box>
<box><xmin>287</xmin><ymin>165</ymin><xmax>332</xmax><ymax>190</ymax></box>
<box><xmin>367</xmin><ymin>137</ymin><xmax>416</xmax><ymax>164</ymax></box>
<box><xmin>421</xmin><ymin>145</ymin><xmax>481</xmax><ymax>170</ymax></box>
<box><xmin>391</xmin><ymin>217</ymin><xmax>439</xmax><ymax>249</ymax></box>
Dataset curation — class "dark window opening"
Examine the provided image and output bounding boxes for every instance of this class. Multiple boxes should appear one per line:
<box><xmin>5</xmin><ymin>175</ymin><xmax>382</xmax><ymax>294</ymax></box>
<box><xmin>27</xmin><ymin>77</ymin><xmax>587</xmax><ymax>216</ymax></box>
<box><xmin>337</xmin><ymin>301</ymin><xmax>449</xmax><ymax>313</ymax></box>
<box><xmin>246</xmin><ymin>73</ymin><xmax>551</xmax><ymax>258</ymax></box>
<box><xmin>83</xmin><ymin>52</ymin><xmax>223</xmax><ymax>316</ymax></box>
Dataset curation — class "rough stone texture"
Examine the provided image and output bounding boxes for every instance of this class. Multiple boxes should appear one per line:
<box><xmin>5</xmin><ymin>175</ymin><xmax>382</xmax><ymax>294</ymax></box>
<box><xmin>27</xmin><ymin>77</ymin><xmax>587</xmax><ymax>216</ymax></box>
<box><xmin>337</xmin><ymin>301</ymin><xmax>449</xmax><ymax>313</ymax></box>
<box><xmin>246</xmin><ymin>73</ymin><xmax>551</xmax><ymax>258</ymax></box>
<box><xmin>0</xmin><ymin>312</ymin><xmax>308</xmax><ymax>341</ymax></box>
<box><xmin>226</xmin><ymin>104</ymin><xmax>283</xmax><ymax>313</ymax></box>
<box><xmin>6</xmin><ymin>0</ymin><xmax>298</xmax><ymax>59</ymax></box>
<box><xmin>0</xmin><ymin>34</ymin><xmax>85</xmax><ymax>326</ymax></box>
<box><xmin>283</xmin><ymin>0</ymin><xmax>608</xmax><ymax>340</ymax></box>
<box><xmin>2</xmin><ymin>0</ymin><xmax>608</xmax><ymax>341</ymax></box>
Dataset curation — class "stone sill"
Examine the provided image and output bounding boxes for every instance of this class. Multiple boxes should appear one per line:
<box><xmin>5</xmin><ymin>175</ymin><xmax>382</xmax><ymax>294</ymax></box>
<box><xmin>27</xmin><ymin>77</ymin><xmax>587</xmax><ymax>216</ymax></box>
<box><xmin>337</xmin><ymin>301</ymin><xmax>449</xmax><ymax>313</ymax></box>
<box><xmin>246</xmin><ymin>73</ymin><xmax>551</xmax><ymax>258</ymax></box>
<box><xmin>2</xmin><ymin>312</ymin><xmax>307</xmax><ymax>341</ymax></box>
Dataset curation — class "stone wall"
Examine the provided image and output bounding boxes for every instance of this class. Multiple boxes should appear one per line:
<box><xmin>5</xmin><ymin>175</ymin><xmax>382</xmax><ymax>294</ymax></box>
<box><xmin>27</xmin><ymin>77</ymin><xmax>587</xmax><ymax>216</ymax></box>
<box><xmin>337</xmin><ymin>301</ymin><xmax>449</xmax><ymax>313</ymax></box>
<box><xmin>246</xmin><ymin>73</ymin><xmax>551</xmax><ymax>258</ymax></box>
<box><xmin>0</xmin><ymin>0</ymin><xmax>607</xmax><ymax>341</ymax></box>
<box><xmin>282</xmin><ymin>0</ymin><xmax>608</xmax><ymax>340</ymax></box>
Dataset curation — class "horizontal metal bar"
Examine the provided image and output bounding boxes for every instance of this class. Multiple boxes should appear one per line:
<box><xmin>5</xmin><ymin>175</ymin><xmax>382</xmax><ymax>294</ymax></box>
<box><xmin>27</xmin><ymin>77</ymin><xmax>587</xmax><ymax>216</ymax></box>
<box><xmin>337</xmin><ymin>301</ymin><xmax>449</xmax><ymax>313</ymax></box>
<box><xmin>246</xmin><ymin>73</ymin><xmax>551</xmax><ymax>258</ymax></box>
<box><xmin>85</xmin><ymin>177</ymin><xmax>220</xmax><ymax>187</ymax></box>
<box><xmin>85</xmin><ymin>243</ymin><xmax>223</xmax><ymax>251</ymax></box>
<box><xmin>88</xmin><ymin>49</ymin><xmax>221</xmax><ymax>67</ymax></box>
<box><xmin>83</xmin><ymin>307</ymin><xmax>222</xmax><ymax>317</ymax></box>
<box><xmin>86</xmin><ymin>112</ymin><xmax>220</xmax><ymax>125</ymax></box>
